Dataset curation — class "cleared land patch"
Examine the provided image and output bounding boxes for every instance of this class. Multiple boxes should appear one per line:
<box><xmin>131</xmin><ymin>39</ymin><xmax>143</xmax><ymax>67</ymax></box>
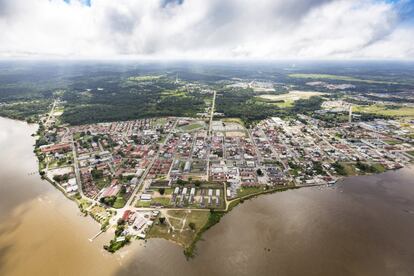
<box><xmin>148</xmin><ymin>210</ymin><xmax>210</xmax><ymax>248</ymax></box>
<box><xmin>127</xmin><ymin>75</ymin><xmax>163</xmax><ymax>81</ymax></box>
<box><xmin>257</xmin><ymin>90</ymin><xmax>326</xmax><ymax>108</ymax></box>
<box><xmin>353</xmin><ymin>104</ymin><xmax>414</xmax><ymax>117</ymax></box>
<box><xmin>180</xmin><ymin>122</ymin><xmax>205</xmax><ymax>131</ymax></box>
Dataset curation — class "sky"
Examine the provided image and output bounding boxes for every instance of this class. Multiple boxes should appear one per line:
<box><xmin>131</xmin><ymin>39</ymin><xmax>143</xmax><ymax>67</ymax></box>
<box><xmin>0</xmin><ymin>0</ymin><xmax>413</xmax><ymax>60</ymax></box>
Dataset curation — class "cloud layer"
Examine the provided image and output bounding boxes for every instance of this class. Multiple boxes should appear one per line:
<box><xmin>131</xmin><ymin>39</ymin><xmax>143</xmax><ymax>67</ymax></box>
<box><xmin>0</xmin><ymin>0</ymin><xmax>413</xmax><ymax>59</ymax></box>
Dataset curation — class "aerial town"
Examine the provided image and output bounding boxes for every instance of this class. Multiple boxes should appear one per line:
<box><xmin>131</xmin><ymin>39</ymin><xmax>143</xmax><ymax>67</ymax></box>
<box><xmin>3</xmin><ymin>2</ymin><xmax>414</xmax><ymax>273</ymax></box>
<box><xmin>34</xmin><ymin>92</ymin><xmax>414</xmax><ymax>254</ymax></box>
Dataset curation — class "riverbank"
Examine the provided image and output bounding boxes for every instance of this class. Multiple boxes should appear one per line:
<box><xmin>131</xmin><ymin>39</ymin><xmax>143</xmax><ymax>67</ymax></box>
<box><xmin>0</xmin><ymin>117</ymin><xmax>120</xmax><ymax>276</ymax></box>
<box><xmin>181</xmin><ymin>184</ymin><xmax>302</xmax><ymax>258</ymax></box>
<box><xmin>17</xmin><ymin>111</ymin><xmax>414</xmax><ymax>258</ymax></box>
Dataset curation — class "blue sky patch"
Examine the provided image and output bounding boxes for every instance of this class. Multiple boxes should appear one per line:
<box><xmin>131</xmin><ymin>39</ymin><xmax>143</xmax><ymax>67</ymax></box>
<box><xmin>63</xmin><ymin>0</ymin><xmax>91</xmax><ymax>7</ymax></box>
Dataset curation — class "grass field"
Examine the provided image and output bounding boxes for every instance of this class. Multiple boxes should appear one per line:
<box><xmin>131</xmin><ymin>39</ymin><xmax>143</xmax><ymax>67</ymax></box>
<box><xmin>135</xmin><ymin>196</ymin><xmax>172</xmax><ymax>207</ymax></box>
<box><xmin>147</xmin><ymin>210</ymin><xmax>210</xmax><ymax>248</ymax></box>
<box><xmin>370</xmin><ymin>163</ymin><xmax>386</xmax><ymax>173</ymax></box>
<box><xmin>237</xmin><ymin>186</ymin><xmax>267</xmax><ymax>198</ymax></box>
<box><xmin>151</xmin><ymin>197</ymin><xmax>171</xmax><ymax>206</ymax></box>
<box><xmin>152</xmin><ymin>188</ymin><xmax>174</xmax><ymax>195</ymax></box>
<box><xmin>181</xmin><ymin>122</ymin><xmax>204</xmax><ymax>131</ymax></box>
<box><xmin>256</xmin><ymin>90</ymin><xmax>324</xmax><ymax>108</ymax></box>
<box><xmin>161</xmin><ymin>90</ymin><xmax>188</xmax><ymax>98</ymax></box>
<box><xmin>257</xmin><ymin>90</ymin><xmax>325</xmax><ymax>103</ymax></box>
<box><xmin>222</xmin><ymin>117</ymin><xmax>245</xmax><ymax>127</ymax></box>
<box><xmin>128</xmin><ymin>75</ymin><xmax>163</xmax><ymax>81</ymax></box>
<box><xmin>154</xmin><ymin>117</ymin><xmax>167</xmax><ymax>126</ymax></box>
<box><xmin>288</xmin><ymin>73</ymin><xmax>396</xmax><ymax>84</ymax></box>
<box><xmin>339</xmin><ymin>162</ymin><xmax>358</xmax><ymax>176</ymax></box>
<box><xmin>112</xmin><ymin>196</ymin><xmax>126</xmax><ymax>209</ymax></box>
<box><xmin>353</xmin><ymin>104</ymin><xmax>414</xmax><ymax>117</ymax></box>
<box><xmin>136</xmin><ymin>200</ymin><xmax>152</xmax><ymax>208</ymax></box>
<box><xmin>95</xmin><ymin>177</ymin><xmax>111</xmax><ymax>189</ymax></box>
<box><xmin>273</xmin><ymin>99</ymin><xmax>294</xmax><ymax>108</ymax></box>
<box><xmin>53</xmin><ymin>106</ymin><xmax>64</xmax><ymax>116</ymax></box>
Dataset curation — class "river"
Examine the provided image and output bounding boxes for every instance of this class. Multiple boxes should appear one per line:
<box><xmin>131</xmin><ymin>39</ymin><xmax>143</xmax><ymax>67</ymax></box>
<box><xmin>1</xmin><ymin>116</ymin><xmax>413</xmax><ymax>276</ymax></box>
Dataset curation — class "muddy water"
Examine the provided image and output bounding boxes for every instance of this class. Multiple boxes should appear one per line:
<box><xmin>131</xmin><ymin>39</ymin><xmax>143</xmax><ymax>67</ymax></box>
<box><xmin>1</xmin><ymin>116</ymin><xmax>414</xmax><ymax>276</ymax></box>
<box><xmin>0</xmin><ymin>117</ymin><xmax>120</xmax><ymax>275</ymax></box>
<box><xmin>118</xmin><ymin>164</ymin><xmax>414</xmax><ymax>276</ymax></box>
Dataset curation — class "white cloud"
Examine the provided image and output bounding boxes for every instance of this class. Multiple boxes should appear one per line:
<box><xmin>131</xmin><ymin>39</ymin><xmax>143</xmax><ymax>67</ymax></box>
<box><xmin>0</xmin><ymin>0</ymin><xmax>412</xmax><ymax>59</ymax></box>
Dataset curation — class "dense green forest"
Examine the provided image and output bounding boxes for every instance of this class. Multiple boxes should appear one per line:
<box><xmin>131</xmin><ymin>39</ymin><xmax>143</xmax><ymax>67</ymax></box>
<box><xmin>1</xmin><ymin>61</ymin><xmax>413</xmax><ymax>125</ymax></box>
<box><xmin>61</xmin><ymin>76</ymin><xmax>207</xmax><ymax>124</ymax></box>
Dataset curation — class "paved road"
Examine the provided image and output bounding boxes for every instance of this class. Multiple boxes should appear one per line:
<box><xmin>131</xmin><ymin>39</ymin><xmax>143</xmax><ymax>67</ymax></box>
<box><xmin>44</xmin><ymin>100</ymin><xmax>57</xmax><ymax>126</ymax></box>
<box><xmin>126</xmin><ymin>120</ymin><xmax>179</xmax><ymax>207</ymax></box>
<box><xmin>206</xmin><ymin>91</ymin><xmax>216</xmax><ymax>180</ymax></box>
<box><xmin>208</xmin><ymin>90</ymin><xmax>216</xmax><ymax>138</ymax></box>
<box><xmin>71</xmin><ymin>138</ymin><xmax>86</xmax><ymax>198</ymax></box>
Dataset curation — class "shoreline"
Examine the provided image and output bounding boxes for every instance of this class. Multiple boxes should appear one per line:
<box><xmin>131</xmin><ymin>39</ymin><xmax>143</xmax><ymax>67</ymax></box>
<box><xmin>2</xmin><ymin>115</ymin><xmax>411</xmax><ymax>258</ymax></box>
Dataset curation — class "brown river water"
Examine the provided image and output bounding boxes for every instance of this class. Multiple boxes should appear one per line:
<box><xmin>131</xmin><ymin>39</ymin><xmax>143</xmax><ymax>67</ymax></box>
<box><xmin>1</xmin><ymin>116</ymin><xmax>414</xmax><ymax>276</ymax></box>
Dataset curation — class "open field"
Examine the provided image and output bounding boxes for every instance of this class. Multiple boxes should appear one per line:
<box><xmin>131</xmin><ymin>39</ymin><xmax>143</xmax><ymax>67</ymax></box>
<box><xmin>370</xmin><ymin>163</ymin><xmax>386</xmax><ymax>173</ymax></box>
<box><xmin>257</xmin><ymin>90</ymin><xmax>326</xmax><ymax>107</ymax></box>
<box><xmin>180</xmin><ymin>122</ymin><xmax>205</xmax><ymax>131</ymax></box>
<box><xmin>53</xmin><ymin>106</ymin><xmax>64</xmax><ymax>116</ymax></box>
<box><xmin>236</xmin><ymin>186</ymin><xmax>267</xmax><ymax>198</ymax></box>
<box><xmin>288</xmin><ymin>73</ymin><xmax>397</xmax><ymax>84</ymax></box>
<box><xmin>127</xmin><ymin>75</ymin><xmax>163</xmax><ymax>81</ymax></box>
<box><xmin>222</xmin><ymin>117</ymin><xmax>245</xmax><ymax>127</ymax></box>
<box><xmin>147</xmin><ymin>210</ymin><xmax>210</xmax><ymax>248</ymax></box>
<box><xmin>273</xmin><ymin>99</ymin><xmax>294</xmax><ymax>108</ymax></box>
<box><xmin>225</xmin><ymin>131</ymin><xmax>246</xmax><ymax>137</ymax></box>
<box><xmin>136</xmin><ymin>200</ymin><xmax>151</xmax><ymax>208</ymax></box>
<box><xmin>339</xmin><ymin>162</ymin><xmax>358</xmax><ymax>176</ymax></box>
<box><xmin>112</xmin><ymin>196</ymin><xmax>126</xmax><ymax>209</ymax></box>
<box><xmin>353</xmin><ymin>104</ymin><xmax>414</xmax><ymax>117</ymax></box>
<box><xmin>161</xmin><ymin>90</ymin><xmax>188</xmax><ymax>98</ymax></box>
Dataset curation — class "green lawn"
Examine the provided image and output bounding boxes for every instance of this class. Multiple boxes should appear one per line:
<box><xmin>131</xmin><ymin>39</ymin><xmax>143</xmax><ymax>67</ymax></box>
<box><xmin>136</xmin><ymin>196</ymin><xmax>172</xmax><ymax>207</ymax></box>
<box><xmin>370</xmin><ymin>163</ymin><xmax>386</xmax><ymax>173</ymax></box>
<box><xmin>273</xmin><ymin>99</ymin><xmax>294</xmax><ymax>108</ymax></box>
<box><xmin>151</xmin><ymin>197</ymin><xmax>172</xmax><ymax>206</ymax></box>
<box><xmin>163</xmin><ymin>188</ymin><xmax>174</xmax><ymax>195</ymax></box>
<box><xmin>113</xmin><ymin>196</ymin><xmax>127</xmax><ymax>209</ymax></box>
<box><xmin>154</xmin><ymin>118</ymin><xmax>167</xmax><ymax>126</ymax></box>
<box><xmin>95</xmin><ymin>177</ymin><xmax>111</xmax><ymax>189</ymax></box>
<box><xmin>147</xmin><ymin>210</ymin><xmax>209</xmax><ymax>248</ymax></box>
<box><xmin>181</xmin><ymin>123</ymin><xmax>204</xmax><ymax>131</ymax></box>
<box><xmin>236</xmin><ymin>186</ymin><xmax>266</xmax><ymax>198</ymax></box>
<box><xmin>161</xmin><ymin>90</ymin><xmax>189</xmax><ymax>99</ymax></box>
<box><xmin>338</xmin><ymin>162</ymin><xmax>358</xmax><ymax>176</ymax></box>
<box><xmin>136</xmin><ymin>200</ymin><xmax>151</xmax><ymax>208</ymax></box>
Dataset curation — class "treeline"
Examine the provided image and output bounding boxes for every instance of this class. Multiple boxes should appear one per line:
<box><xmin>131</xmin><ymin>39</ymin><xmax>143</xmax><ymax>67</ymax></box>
<box><xmin>215</xmin><ymin>88</ymin><xmax>286</xmax><ymax>126</ymax></box>
<box><xmin>61</xmin><ymin>78</ymin><xmax>207</xmax><ymax>125</ymax></box>
<box><xmin>292</xmin><ymin>96</ymin><xmax>323</xmax><ymax>113</ymax></box>
<box><xmin>0</xmin><ymin>100</ymin><xmax>52</xmax><ymax>122</ymax></box>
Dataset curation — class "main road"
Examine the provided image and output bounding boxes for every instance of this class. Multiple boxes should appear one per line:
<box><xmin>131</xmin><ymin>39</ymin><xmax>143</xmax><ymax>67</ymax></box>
<box><xmin>44</xmin><ymin>100</ymin><xmax>57</xmax><ymax>126</ymax></box>
<box><xmin>71</xmin><ymin>138</ymin><xmax>86</xmax><ymax>198</ymax></box>
<box><xmin>208</xmin><ymin>90</ymin><xmax>216</xmax><ymax>138</ymax></box>
<box><xmin>206</xmin><ymin>90</ymin><xmax>216</xmax><ymax>180</ymax></box>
